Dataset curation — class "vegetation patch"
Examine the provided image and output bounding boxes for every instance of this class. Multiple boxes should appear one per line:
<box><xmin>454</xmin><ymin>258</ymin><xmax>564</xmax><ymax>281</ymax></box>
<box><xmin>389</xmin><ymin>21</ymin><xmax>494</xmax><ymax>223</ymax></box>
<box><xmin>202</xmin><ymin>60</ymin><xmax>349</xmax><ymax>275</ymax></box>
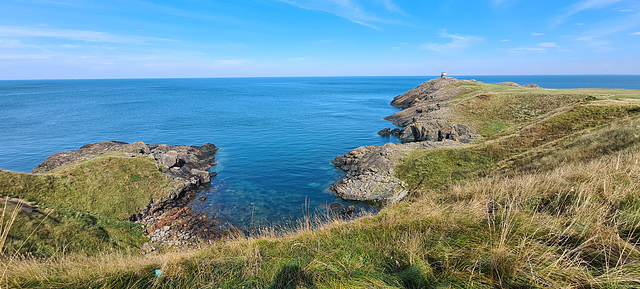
<box><xmin>0</xmin><ymin>155</ymin><xmax>175</xmax><ymax>257</ymax></box>
<box><xmin>2</xmin><ymin>81</ymin><xmax>640</xmax><ymax>288</ymax></box>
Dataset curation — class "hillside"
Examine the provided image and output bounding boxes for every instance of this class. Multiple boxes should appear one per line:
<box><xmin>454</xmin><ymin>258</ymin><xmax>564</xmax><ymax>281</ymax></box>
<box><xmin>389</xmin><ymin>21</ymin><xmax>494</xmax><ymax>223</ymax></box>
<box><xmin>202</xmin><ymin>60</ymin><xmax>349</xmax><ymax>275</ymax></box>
<box><xmin>2</xmin><ymin>78</ymin><xmax>640</xmax><ymax>288</ymax></box>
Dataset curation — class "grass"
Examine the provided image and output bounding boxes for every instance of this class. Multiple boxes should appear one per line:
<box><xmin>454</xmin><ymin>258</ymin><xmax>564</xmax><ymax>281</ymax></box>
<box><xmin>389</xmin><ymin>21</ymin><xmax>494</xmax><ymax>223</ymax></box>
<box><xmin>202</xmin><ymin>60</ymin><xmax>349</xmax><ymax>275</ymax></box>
<box><xmin>0</xmin><ymin>155</ymin><xmax>176</xmax><ymax>257</ymax></box>
<box><xmin>2</xmin><ymin>80</ymin><xmax>640</xmax><ymax>288</ymax></box>
<box><xmin>1</xmin><ymin>155</ymin><xmax>175</xmax><ymax>219</ymax></box>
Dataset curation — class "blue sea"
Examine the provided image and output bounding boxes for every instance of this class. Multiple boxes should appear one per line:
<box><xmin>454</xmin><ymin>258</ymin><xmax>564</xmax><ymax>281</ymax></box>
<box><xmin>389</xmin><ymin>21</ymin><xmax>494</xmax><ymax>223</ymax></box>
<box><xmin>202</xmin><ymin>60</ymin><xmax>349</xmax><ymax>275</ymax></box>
<box><xmin>1</xmin><ymin>75</ymin><xmax>639</xmax><ymax>230</ymax></box>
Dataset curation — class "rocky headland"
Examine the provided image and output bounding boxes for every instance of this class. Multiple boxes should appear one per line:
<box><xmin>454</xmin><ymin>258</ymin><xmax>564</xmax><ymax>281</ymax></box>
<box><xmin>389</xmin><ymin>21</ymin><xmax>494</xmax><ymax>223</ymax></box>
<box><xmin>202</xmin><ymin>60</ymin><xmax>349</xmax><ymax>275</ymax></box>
<box><xmin>30</xmin><ymin>140</ymin><xmax>222</xmax><ymax>248</ymax></box>
<box><xmin>331</xmin><ymin>77</ymin><xmax>482</xmax><ymax>203</ymax></box>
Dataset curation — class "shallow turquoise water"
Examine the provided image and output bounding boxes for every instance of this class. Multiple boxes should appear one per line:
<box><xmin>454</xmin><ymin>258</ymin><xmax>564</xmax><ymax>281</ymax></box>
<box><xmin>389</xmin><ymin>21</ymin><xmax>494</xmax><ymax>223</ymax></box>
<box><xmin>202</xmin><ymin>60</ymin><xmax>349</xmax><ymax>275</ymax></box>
<box><xmin>1</xmin><ymin>75</ymin><xmax>639</xmax><ymax>229</ymax></box>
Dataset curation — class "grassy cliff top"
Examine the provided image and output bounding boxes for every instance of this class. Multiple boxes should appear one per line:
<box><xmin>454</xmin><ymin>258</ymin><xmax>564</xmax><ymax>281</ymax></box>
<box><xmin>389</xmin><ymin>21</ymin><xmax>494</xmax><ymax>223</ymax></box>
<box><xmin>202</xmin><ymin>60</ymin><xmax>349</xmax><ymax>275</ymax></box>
<box><xmin>3</xmin><ymin>79</ymin><xmax>640</xmax><ymax>288</ymax></box>
<box><xmin>0</xmin><ymin>154</ymin><xmax>177</xmax><ymax>257</ymax></box>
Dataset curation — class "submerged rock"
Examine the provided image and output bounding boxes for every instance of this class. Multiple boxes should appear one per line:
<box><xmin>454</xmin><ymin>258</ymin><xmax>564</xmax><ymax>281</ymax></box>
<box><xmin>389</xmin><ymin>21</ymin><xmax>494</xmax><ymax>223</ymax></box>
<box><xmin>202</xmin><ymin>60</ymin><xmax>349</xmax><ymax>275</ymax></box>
<box><xmin>329</xmin><ymin>202</ymin><xmax>344</xmax><ymax>210</ymax></box>
<box><xmin>339</xmin><ymin>205</ymin><xmax>356</xmax><ymax>216</ymax></box>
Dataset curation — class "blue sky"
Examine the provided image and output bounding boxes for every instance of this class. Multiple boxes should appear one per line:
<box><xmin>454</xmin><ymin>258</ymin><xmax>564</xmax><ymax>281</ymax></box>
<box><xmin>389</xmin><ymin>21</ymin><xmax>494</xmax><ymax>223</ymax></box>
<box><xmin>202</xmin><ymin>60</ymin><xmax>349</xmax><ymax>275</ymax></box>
<box><xmin>1</xmin><ymin>0</ymin><xmax>639</xmax><ymax>79</ymax></box>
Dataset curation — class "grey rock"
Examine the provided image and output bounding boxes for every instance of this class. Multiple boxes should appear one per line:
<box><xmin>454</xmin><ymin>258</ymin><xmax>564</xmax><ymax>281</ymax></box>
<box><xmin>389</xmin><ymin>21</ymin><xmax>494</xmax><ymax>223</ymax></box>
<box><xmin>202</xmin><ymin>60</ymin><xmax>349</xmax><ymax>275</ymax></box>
<box><xmin>398</xmin><ymin>120</ymin><xmax>478</xmax><ymax>143</ymax></box>
<box><xmin>197</xmin><ymin>143</ymin><xmax>219</xmax><ymax>154</ymax></box>
<box><xmin>331</xmin><ymin>141</ymin><xmax>461</xmax><ymax>203</ymax></box>
<box><xmin>332</xmin><ymin>77</ymin><xmax>484</xmax><ymax>203</ymax></box>
<box><xmin>377</xmin><ymin>128</ymin><xmax>392</xmax><ymax>136</ymax></box>
<box><xmin>160</xmin><ymin>151</ymin><xmax>178</xmax><ymax>168</ymax></box>
<box><xmin>390</xmin><ymin>77</ymin><xmax>470</xmax><ymax>109</ymax></box>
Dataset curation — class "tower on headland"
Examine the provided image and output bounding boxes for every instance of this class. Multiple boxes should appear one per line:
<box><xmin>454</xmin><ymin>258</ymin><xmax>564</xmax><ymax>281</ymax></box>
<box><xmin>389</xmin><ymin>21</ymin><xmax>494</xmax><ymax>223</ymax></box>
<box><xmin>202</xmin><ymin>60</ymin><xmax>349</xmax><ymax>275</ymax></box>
<box><xmin>441</xmin><ymin>72</ymin><xmax>447</xmax><ymax>78</ymax></box>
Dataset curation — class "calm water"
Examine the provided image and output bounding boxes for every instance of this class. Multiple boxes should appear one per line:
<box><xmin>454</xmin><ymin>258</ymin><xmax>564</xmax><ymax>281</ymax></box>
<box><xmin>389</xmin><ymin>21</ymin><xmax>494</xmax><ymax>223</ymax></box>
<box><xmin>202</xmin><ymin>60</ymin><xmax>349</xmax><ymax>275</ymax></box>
<box><xmin>1</xmin><ymin>75</ymin><xmax>639</xmax><ymax>229</ymax></box>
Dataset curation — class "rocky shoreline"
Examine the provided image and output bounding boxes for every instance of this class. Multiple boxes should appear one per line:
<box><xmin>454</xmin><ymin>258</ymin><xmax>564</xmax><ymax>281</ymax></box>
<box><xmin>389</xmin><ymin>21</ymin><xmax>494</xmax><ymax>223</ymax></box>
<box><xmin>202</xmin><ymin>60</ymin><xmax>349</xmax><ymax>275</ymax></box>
<box><xmin>32</xmin><ymin>140</ymin><xmax>224</xmax><ymax>249</ymax></box>
<box><xmin>330</xmin><ymin>77</ymin><xmax>481</xmax><ymax>203</ymax></box>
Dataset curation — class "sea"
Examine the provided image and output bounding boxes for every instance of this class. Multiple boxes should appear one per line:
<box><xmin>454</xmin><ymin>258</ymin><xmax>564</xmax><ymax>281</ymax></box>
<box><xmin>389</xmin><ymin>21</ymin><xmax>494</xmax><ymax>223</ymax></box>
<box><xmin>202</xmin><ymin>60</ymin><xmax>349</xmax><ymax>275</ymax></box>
<box><xmin>1</xmin><ymin>75</ymin><xmax>639</xmax><ymax>230</ymax></box>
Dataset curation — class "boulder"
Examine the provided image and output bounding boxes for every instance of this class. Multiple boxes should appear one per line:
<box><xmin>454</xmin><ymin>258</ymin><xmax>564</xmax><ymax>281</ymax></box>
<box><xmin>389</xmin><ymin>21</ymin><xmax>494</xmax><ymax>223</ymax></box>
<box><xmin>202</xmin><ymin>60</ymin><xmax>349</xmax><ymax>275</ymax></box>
<box><xmin>377</xmin><ymin>128</ymin><xmax>391</xmax><ymax>136</ymax></box>
<box><xmin>160</xmin><ymin>151</ymin><xmax>178</xmax><ymax>168</ymax></box>
<box><xmin>197</xmin><ymin>143</ymin><xmax>219</xmax><ymax>154</ymax></box>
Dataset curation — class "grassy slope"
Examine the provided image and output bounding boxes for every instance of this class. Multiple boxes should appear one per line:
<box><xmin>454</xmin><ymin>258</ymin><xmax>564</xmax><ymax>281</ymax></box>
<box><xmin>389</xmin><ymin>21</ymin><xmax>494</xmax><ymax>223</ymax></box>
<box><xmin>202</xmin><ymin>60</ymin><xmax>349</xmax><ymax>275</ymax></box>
<box><xmin>3</xmin><ymin>82</ymin><xmax>640</xmax><ymax>288</ymax></box>
<box><xmin>0</xmin><ymin>155</ymin><xmax>176</xmax><ymax>257</ymax></box>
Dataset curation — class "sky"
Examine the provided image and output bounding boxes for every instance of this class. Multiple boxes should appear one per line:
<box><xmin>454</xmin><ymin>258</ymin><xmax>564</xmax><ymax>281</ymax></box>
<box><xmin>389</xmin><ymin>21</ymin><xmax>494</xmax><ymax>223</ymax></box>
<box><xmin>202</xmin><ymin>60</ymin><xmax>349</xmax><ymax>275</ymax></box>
<box><xmin>0</xmin><ymin>0</ymin><xmax>639</xmax><ymax>79</ymax></box>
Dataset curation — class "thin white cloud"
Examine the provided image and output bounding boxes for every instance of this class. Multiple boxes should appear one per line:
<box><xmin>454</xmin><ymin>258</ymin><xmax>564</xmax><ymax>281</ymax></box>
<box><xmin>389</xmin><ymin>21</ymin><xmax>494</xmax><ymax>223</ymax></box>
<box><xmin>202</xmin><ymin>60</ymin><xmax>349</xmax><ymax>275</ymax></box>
<box><xmin>0</xmin><ymin>39</ymin><xmax>22</xmax><ymax>48</ymax></box>
<box><xmin>0</xmin><ymin>25</ymin><xmax>168</xmax><ymax>44</ymax></box>
<box><xmin>507</xmin><ymin>47</ymin><xmax>547</xmax><ymax>53</ymax></box>
<box><xmin>620</xmin><ymin>9</ymin><xmax>633</xmax><ymax>12</ymax></box>
<box><xmin>378</xmin><ymin>0</ymin><xmax>407</xmax><ymax>15</ymax></box>
<box><xmin>632</xmin><ymin>32</ymin><xmax>640</xmax><ymax>35</ymax></box>
<box><xmin>501</xmin><ymin>39</ymin><xmax>510</xmax><ymax>42</ymax></box>
<box><xmin>537</xmin><ymin>42</ymin><xmax>559</xmax><ymax>47</ymax></box>
<box><xmin>278</xmin><ymin>0</ymin><xmax>404</xmax><ymax>28</ymax></box>
<box><xmin>575</xmin><ymin>13</ymin><xmax>640</xmax><ymax>50</ymax></box>
<box><xmin>420</xmin><ymin>30</ymin><xmax>484</xmax><ymax>53</ymax></box>
<box><xmin>210</xmin><ymin>59</ymin><xmax>254</xmax><ymax>68</ymax></box>
<box><xmin>0</xmin><ymin>54</ymin><xmax>55</xmax><ymax>59</ymax></box>
<box><xmin>531</xmin><ymin>32</ymin><xmax>545</xmax><ymax>36</ymax></box>
<box><xmin>554</xmin><ymin>0</ymin><xmax>622</xmax><ymax>26</ymax></box>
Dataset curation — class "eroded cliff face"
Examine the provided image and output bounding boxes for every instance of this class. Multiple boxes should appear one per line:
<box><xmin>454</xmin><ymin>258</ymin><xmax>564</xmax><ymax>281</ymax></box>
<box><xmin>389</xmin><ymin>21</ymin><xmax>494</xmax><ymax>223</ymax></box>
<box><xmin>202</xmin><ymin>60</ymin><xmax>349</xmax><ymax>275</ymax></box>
<box><xmin>331</xmin><ymin>77</ymin><xmax>477</xmax><ymax>203</ymax></box>
<box><xmin>384</xmin><ymin>77</ymin><xmax>480</xmax><ymax>143</ymax></box>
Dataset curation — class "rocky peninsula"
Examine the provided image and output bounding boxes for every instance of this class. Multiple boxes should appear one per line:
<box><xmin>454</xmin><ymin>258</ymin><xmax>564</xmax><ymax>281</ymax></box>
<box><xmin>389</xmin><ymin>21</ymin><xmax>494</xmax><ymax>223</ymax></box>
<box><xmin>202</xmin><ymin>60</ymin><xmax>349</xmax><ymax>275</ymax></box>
<box><xmin>330</xmin><ymin>77</ymin><xmax>534</xmax><ymax>203</ymax></box>
<box><xmin>3</xmin><ymin>140</ymin><xmax>223</xmax><ymax>249</ymax></box>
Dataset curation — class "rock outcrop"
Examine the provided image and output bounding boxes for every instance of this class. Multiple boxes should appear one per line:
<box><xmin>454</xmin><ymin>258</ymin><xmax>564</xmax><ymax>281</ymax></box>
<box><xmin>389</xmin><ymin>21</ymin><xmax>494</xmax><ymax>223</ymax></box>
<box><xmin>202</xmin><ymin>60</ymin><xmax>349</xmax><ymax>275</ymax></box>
<box><xmin>330</xmin><ymin>141</ymin><xmax>460</xmax><ymax>203</ymax></box>
<box><xmin>384</xmin><ymin>77</ymin><xmax>480</xmax><ymax>143</ymax></box>
<box><xmin>331</xmin><ymin>77</ymin><xmax>482</xmax><ymax>203</ymax></box>
<box><xmin>31</xmin><ymin>140</ymin><xmax>222</xmax><ymax>247</ymax></box>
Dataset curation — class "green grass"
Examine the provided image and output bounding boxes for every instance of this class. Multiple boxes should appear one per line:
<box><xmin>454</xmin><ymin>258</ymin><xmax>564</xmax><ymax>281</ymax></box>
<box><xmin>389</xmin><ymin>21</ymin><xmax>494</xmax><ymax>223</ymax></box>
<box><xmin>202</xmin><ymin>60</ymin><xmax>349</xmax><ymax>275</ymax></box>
<box><xmin>0</xmin><ymin>155</ymin><xmax>176</xmax><ymax>257</ymax></box>
<box><xmin>2</xmin><ymin>80</ymin><xmax>640</xmax><ymax>288</ymax></box>
<box><xmin>1</xmin><ymin>155</ymin><xmax>175</xmax><ymax>219</ymax></box>
<box><xmin>2</xmin><ymin>207</ymin><xmax>147</xmax><ymax>257</ymax></box>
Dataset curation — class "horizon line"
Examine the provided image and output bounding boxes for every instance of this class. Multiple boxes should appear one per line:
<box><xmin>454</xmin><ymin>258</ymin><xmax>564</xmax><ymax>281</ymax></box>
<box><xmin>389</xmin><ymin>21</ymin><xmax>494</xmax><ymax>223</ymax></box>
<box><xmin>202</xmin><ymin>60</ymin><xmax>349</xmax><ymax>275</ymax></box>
<box><xmin>2</xmin><ymin>74</ymin><xmax>640</xmax><ymax>81</ymax></box>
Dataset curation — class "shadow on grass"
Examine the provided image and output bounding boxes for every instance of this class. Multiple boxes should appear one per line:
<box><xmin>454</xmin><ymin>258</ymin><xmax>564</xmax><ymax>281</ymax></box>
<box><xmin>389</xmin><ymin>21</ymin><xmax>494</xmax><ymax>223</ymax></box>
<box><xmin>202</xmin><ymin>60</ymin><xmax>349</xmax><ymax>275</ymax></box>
<box><xmin>269</xmin><ymin>264</ymin><xmax>315</xmax><ymax>289</ymax></box>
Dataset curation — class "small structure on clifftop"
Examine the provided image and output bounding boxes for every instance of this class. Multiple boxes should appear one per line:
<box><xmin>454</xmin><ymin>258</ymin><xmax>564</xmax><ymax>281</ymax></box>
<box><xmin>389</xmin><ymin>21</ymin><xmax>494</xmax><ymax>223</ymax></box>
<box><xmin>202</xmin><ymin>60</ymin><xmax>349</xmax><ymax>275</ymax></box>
<box><xmin>441</xmin><ymin>72</ymin><xmax>447</xmax><ymax>78</ymax></box>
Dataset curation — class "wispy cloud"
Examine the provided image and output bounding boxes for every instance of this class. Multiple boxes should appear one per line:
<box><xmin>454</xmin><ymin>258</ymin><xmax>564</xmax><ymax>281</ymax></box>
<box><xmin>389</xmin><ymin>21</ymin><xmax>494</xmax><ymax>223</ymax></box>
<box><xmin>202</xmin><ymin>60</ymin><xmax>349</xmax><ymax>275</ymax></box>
<box><xmin>554</xmin><ymin>0</ymin><xmax>622</xmax><ymax>26</ymax></box>
<box><xmin>214</xmin><ymin>59</ymin><xmax>253</xmax><ymax>67</ymax></box>
<box><xmin>0</xmin><ymin>25</ymin><xmax>169</xmax><ymax>44</ymax></box>
<box><xmin>632</xmin><ymin>32</ymin><xmax>640</xmax><ymax>35</ymax></box>
<box><xmin>531</xmin><ymin>32</ymin><xmax>545</xmax><ymax>36</ymax></box>
<box><xmin>277</xmin><ymin>0</ymin><xmax>405</xmax><ymax>28</ymax></box>
<box><xmin>0</xmin><ymin>53</ymin><xmax>56</xmax><ymax>60</ymax></box>
<box><xmin>537</xmin><ymin>42</ymin><xmax>559</xmax><ymax>47</ymax></box>
<box><xmin>507</xmin><ymin>47</ymin><xmax>547</xmax><ymax>53</ymax></box>
<box><xmin>377</xmin><ymin>0</ymin><xmax>407</xmax><ymax>15</ymax></box>
<box><xmin>420</xmin><ymin>30</ymin><xmax>484</xmax><ymax>53</ymax></box>
<box><xmin>575</xmin><ymin>13</ymin><xmax>640</xmax><ymax>50</ymax></box>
